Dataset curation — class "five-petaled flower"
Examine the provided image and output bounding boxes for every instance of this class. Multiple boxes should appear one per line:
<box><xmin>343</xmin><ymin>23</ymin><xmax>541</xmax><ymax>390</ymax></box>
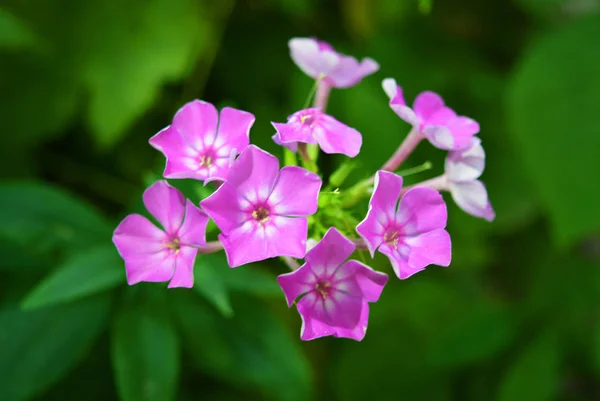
<box><xmin>445</xmin><ymin>137</ymin><xmax>495</xmax><ymax>221</ymax></box>
<box><xmin>277</xmin><ymin>228</ymin><xmax>388</xmax><ymax>341</ymax></box>
<box><xmin>200</xmin><ymin>145</ymin><xmax>322</xmax><ymax>267</ymax></box>
<box><xmin>357</xmin><ymin>171</ymin><xmax>451</xmax><ymax>279</ymax></box>
<box><xmin>150</xmin><ymin>100</ymin><xmax>255</xmax><ymax>183</ymax></box>
<box><xmin>289</xmin><ymin>37</ymin><xmax>379</xmax><ymax>88</ymax></box>
<box><xmin>113</xmin><ymin>181</ymin><xmax>209</xmax><ymax>288</ymax></box>
<box><xmin>272</xmin><ymin>107</ymin><xmax>362</xmax><ymax>157</ymax></box>
<box><xmin>382</xmin><ymin>78</ymin><xmax>479</xmax><ymax>150</ymax></box>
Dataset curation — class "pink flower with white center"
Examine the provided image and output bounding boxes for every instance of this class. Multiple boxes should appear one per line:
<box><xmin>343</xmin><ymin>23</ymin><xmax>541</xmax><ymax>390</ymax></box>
<box><xmin>271</xmin><ymin>108</ymin><xmax>362</xmax><ymax>157</ymax></box>
<box><xmin>200</xmin><ymin>145</ymin><xmax>322</xmax><ymax>267</ymax></box>
<box><xmin>289</xmin><ymin>37</ymin><xmax>379</xmax><ymax>88</ymax></box>
<box><xmin>356</xmin><ymin>171</ymin><xmax>451</xmax><ymax>279</ymax></box>
<box><xmin>112</xmin><ymin>181</ymin><xmax>209</xmax><ymax>288</ymax></box>
<box><xmin>277</xmin><ymin>228</ymin><xmax>388</xmax><ymax>341</ymax></box>
<box><xmin>382</xmin><ymin>78</ymin><xmax>479</xmax><ymax>150</ymax></box>
<box><xmin>445</xmin><ymin>137</ymin><xmax>495</xmax><ymax>221</ymax></box>
<box><xmin>149</xmin><ymin>100</ymin><xmax>254</xmax><ymax>183</ymax></box>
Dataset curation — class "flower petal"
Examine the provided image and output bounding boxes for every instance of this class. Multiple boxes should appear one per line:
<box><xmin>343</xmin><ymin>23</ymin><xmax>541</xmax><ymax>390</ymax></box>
<box><xmin>271</xmin><ymin>121</ymin><xmax>317</xmax><ymax>145</ymax></box>
<box><xmin>299</xmin><ymin>297</ymin><xmax>369</xmax><ymax>341</ymax></box>
<box><xmin>314</xmin><ymin>114</ymin><xmax>362</xmax><ymax>157</ymax></box>
<box><xmin>124</xmin><ymin>251</ymin><xmax>175</xmax><ymax>285</ymax></box>
<box><xmin>327</xmin><ymin>55</ymin><xmax>379</xmax><ymax>88</ymax></box>
<box><xmin>215</xmin><ymin>107</ymin><xmax>254</xmax><ymax>155</ymax></box>
<box><xmin>422</xmin><ymin>125</ymin><xmax>455</xmax><ymax>149</ymax></box>
<box><xmin>305</xmin><ymin>227</ymin><xmax>355</xmax><ymax>275</ymax></box>
<box><xmin>378</xmin><ymin>243</ymin><xmax>416</xmax><ymax>279</ymax></box>
<box><xmin>413</xmin><ymin>91</ymin><xmax>445</xmax><ymax>121</ymax></box>
<box><xmin>382</xmin><ymin>78</ymin><xmax>420</xmax><ymax>126</ymax></box>
<box><xmin>172</xmin><ymin>100</ymin><xmax>219</xmax><ymax>150</ymax></box>
<box><xmin>404</xmin><ymin>228</ymin><xmax>452</xmax><ymax>271</ymax></box>
<box><xmin>142</xmin><ymin>181</ymin><xmax>186</xmax><ymax>234</ymax></box>
<box><xmin>449</xmin><ymin>180</ymin><xmax>496</xmax><ymax>221</ymax></box>
<box><xmin>289</xmin><ymin>37</ymin><xmax>339</xmax><ymax>80</ymax></box>
<box><xmin>168</xmin><ymin>246</ymin><xmax>198</xmax><ymax>288</ymax></box>
<box><xmin>178</xmin><ymin>200</ymin><xmax>209</xmax><ymax>246</ymax></box>
<box><xmin>272</xmin><ymin>132</ymin><xmax>298</xmax><ymax>152</ymax></box>
<box><xmin>149</xmin><ymin>126</ymin><xmax>202</xmax><ymax>180</ymax></box>
<box><xmin>200</xmin><ymin>182</ymin><xmax>247</xmax><ymax>234</ymax></box>
<box><xmin>270</xmin><ymin>166</ymin><xmax>322</xmax><ymax>216</ymax></box>
<box><xmin>113</xmin><ymin>214</ymin><xmax>167</xmax><ymax>258</ymax></box>
<box><xmin>445</xmin><ymin>137</ymin><xmax>485</xmax><ymax>182</ymax></box>
<box><xmin>336</xmin><ymin>260</ymin><xmax>388</xmax><ymax>303</ymax></box>
<box><xmin>398</xmin><ymin>187</ymin><xmax>447</xmax><ymax>235</ymax></box>
<box><xmin>277</xmin><ymin>265</ymin><xmax>316</xmax><ymax>307</ymax></box>
<box><xmin>225</xmin><ymin>145</ymin><xmax>280</xmax><ymax>203</ymax></box>
<box><xmin>445</xmin><ymin>116</ymin><xmax>480</xmax><ymax>149</ymax></box>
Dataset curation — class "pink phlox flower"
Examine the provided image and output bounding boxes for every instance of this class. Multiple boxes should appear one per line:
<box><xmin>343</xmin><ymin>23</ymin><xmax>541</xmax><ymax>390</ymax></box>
<box><xmin>150</xmin><ymin>100</ymin><xmax>255</xmax><ymax>183</ymax></box>
<box><xmin>356</xmin><ymin>170</ymin><xmax>451</xmax><ymax>279</ymax></box>
<box><xmin>271</xmin><ymin>108</ymin><xmax>362</xmax><ymax>157</ymax></box>
<box><xmin>289</xmin><ymin>37</ymin><xmax>379</xmax><ymax>88</ymax></box>
<box><xmin>445</xmin><ymin>137</ymin><xmax>495</xmax><ymax>221</ymax></box>
<box><xmin>200</xmin><ymin>145</ymin><xmax>322</xmax><ymax>267</ymax></box>
<box><xmin>112</xmin><ymin>180</ymin><xmax>209</xmax><ymax>288</ymax></box>
<box><xmin>382</xmin><ymin>78</ymin><xmax>479</xmax><ymax>150</ymax></box>
<box><xmin>277</xmin><ymin>227</ymin><xmax>388</xmax><ymax>341</ymax></box>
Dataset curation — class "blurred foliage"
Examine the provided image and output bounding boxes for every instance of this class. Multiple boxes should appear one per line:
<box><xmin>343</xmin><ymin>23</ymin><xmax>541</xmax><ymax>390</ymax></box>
<box><xmin>0</xmin><ymin>0</ymin><xmax>599</xmax><ymax>401</ymax></box>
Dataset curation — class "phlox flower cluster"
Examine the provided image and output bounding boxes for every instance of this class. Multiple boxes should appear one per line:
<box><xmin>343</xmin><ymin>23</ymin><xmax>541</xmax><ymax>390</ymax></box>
<box><xmin>113</xmin><ymin>37</ymin><xmax>495</xmax><ymax>341</ymax></box>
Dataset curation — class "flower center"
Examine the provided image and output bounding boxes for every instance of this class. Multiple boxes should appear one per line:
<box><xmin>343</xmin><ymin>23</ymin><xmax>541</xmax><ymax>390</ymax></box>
<box><xmin>315</xmin><ymin>280</ymin><xmax>331</xmax><ymax>300</ymax></box>
<box><xmin>300</xmin><ymin>114</ymin><xmax>316</xmax><ymax>126</ymax></box>
<box><xmin>252</xmin><ymin>206</ymin><xmax>270</xmax><ymax>224</ymax></box>
<box><xmin>199</xmin><ymin>154</ymin><xmax>213</xmax><ymax>168</ymax></box>
<box><xmin>165</xmin><ymin>237</ymin><xmax>181</xmax><ymax>254</ymax></box>
<box><xmin>384</xmin><ymin>230</ymin><xmax>400</xmax><ymax>248</ymax></box>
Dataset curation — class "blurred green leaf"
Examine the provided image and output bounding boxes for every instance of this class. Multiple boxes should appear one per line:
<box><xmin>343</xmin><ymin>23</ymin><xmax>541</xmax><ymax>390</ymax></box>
<box><xmin>0</xmin><ymin>8</ymin><xmax>37</xmax><ymax>49</ymax></box>
<box><xmin>497</xmin><ymin>331</ymin><xmax>561</xmax><ymax>401</ymax></box>
<box><xmin>79</xmin><ymin>0</ymin><xmax>211</xmax><ymax>147</ymax></box>
<box><xmin>0</xmin><ymin>181</ymin><xmax>112</xmax><ymax>250</ymax></box>
<box><xmin>594</xmin><ymin>322</ymin><xmax>600</xmax><ymax>375</ymax></box>
<box><xmin>112</xmin><ymin>296</ymin><xmax>180</xmax><ymax>401</ymax></box>
<box><xmin>173</xmin><ymin>292</ymin><xmax>312</xmax><ymax>401</ymax></box>
<box><xmin>21</xmin><ymin>245</ymin><xmax>123</xmax><ymax>309</ymax></box>
<box><xmin>0</xmin><ymin>239</ymin><xmax>46</xmax><ymax>270</ymax></box>
<box><xmin>507</xmin><ymin>14</ymin><xmax>600</xmax><ymax>246</ymax></box>
<box><xmin>0</xmin><ymin>294</ymin><xmax>111</xmax><ymax>401</ymax></box>
<box><xmin>194</xmin><ymin>254</ymin><xmax>234</xmax><ymax>317</ymax></box>
<box><xmin>427</xmin><ymin>304</ymin><xmax>518</xmax><ymax>367</ymax></box>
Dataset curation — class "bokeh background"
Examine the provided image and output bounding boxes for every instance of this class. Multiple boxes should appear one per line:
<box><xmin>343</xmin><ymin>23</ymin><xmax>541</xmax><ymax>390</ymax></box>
<box><xmin>1</xmin><ymin>0</ymin><xmax>599</xmax><ymax>400</ymax></box>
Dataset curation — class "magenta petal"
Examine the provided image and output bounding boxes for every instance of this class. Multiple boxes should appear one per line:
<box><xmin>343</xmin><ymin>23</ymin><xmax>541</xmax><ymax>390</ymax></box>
<box><xmin>226</xmin><ymin>145</ymin><xmax>280</xmax><ymax>202</ymax></box>
<box><xmin>142</xmin><ymin>181</ymin><xmax>186</xmax><ymax>234</ymax></box>
<box><xmin>328</xmin><ymin>55</ymin><xmax>379</xmax><ymax>88</ymax></box>
<box><xmin>422</xmin><ymin>125</ymin><xmax>455</xmax><ymax>150</ymax></box>
<box><xmin>149</xmin><ymin>126</ymin><xmax>201</xmax><ymax>180</ymax></box>
<box><xmin>378</xmin><ymin>243</ymin><xmax>417</xmax><ymax>279</ymax></box>
<box><xmin>289</xmin><ymin>37</ymin><xmax>339</xmax><ymax>80</ymax></box>
<box><xmin>272</xmin><ymin>120</ymin><xmax>317</xmax><ymax>145</ymax></box>
<box><xmin>178</xmin><ymin>200</ymin><xmax>209</xmax><ymax>246</ymax></box>
<box><xmin>337</xmin><ymin>260</ymin><xmax>388</xmax><ymax>303</ymax></box>
<box><xmin>272</xmin><ymin>132</ymin><xmax>298</xmax><ymax>152</ymax></box>
<box><xmin>445</xmin><ymin>137</ymin><xmax>485</xmax><ymax>182</ymax></box>
<box><xmin>168</xmin><ymin>246</ymin><xmax>198</xmax><ymax>288</ymax></box>
<box><xmin>200</xmin><ymin>182</ymin><xmax>246</xmax><ymax>234</ymax></box>
<box><xmin>270</xmin><ymin>166</ymin><xmax>322</xmax><ymax>216</ymax></box>
<box><xmin>398</xmin><ymin>187</ymin><xmax>447</xmax><ymax>235</ymax></box>
<box><xmin>315</xmin><ymin>114</ymin><xmax>362</xmax><ymax>157</ymax></box>
<box><xmin>449</xmin><ymin>180</ymin><xmax>496</xmax><ymax>221</ymax></box>
<box><xmin>404</xmin><ymin>228</ymin><xmax>452</xmax><ymax>270</ymax></box>
<box><xmin>305</xmin><ymin>227</ymin><xmax>355</xmax><ymax>273</ymax></box>
<box><xmin>113</xmin><ymin>214</ymin><xmax>167</xmax><ymax>257</ymax></box>
<box><xmin>172</xmin><ymin>100</ymin><xmax>219</xmax><ymax>150</ymax></box>
<box><xmin>382</xmin><ymin>78</ymin><xmax>406</xmax><ymax>106</ymax></box>
<box><xmin>445</xmin><ymin>116</ymin><xmax>480</xmax><ymax>149</ymax></box>
<box><xmin>277</xmin><ymin>264</ymin><xmax>316</xmax><ymax>307</ymax></box>
<box><xmin>216</xmin><ymin>107</ymin><xmax>254</xmax><ymax>154</ymax></box>
<box><xmin>413</xmin><ymin>91</ymin><xmax>445</xmax><ymax>121</ymax></box>
<box><xmin>124</xmin><ymin>251</ymin><xmax>175</xmax><ymax>285</ymax></box>
<box><xmin>299</xmin><ymin>298</ymin><xmax>369</xmax><ymax>341</ymax></box>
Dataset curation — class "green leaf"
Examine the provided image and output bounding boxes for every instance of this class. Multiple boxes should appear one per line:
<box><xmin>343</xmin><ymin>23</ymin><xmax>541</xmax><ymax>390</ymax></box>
<box><xmin>507</xmin><ymin>14</ymin><xmax>600</xmax><ymax>246</ymax></box>
<box><xmin>0</xmin><ymin>8</ymin><xmax>38</xmax><ymax>49</ymax></box>
<box><xmin>112</xmin><ymin>296</ymin><xmax>180</xmax><ymax>401</ymax></box>
<box><xmin>427</xmin><ymin>304</ymin><xmax>518</xmax><ymax>367</ymax></box>
<box><xmin>193</xmin><ymin>254</ymin><xmax>234</xmax><ymax>317</ymax></box>
<box><xmin>173</xmin><ymin>292</ymin><xmax>312</xmax><ymax>401</ymax></box>
<box><xmin>497</xmin><ymin>331</ymin><xmax>561</xmax><ymax>401</ymax></box>
<box><xmin>0</xmin><ymin>294</ymin><xmax>111</xmax><ymax>401</ymax></box>
<box><xmin>21</xmin><ymin>245</ymin><xmax>124</xmax><ymax>309</ymax></box>
<box><xmin>78</xmin><ymin>0</ymin><xmax>211</xmax><ymax>147</ymax></box>
<box><xmin>0</xmin><ymin>181</ymin><xmax>112</xmax><ymax>250</ymax></box>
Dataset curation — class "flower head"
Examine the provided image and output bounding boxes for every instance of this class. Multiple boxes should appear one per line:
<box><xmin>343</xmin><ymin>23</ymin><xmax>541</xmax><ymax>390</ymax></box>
<box><xmin>445</xmin><ymin>137</ymin><xmax>495</xmax><ymax>221</ymax></box>
<box><xmin>357</xmin><ymin>171</ymin><xmax>451</xmax><ymax>279</ymax></box>
<box><xmin>150</xmin><ymin>100</ymin><xmax>255</xmax><ymax>182</ymax></box>
<box><xmin>382</xmin><ymin>78</ymin><xmax>479</xmax><ymax>150</ymax></box>
<box><xmin>289</xmin><ymin>37</ymin><xmax>379</xmax><ymax>88</ymax></box>
<box><xmin>113</xmin><ymin>181</ymin><xmax>209</xmax><ymax>288</ymax></box>
<box><xmin>271</xmin><ymin>108</ymin><xmax>362</xmax><ymax>157</ymax></box>
<box><xmin>277</xmin><ymin>228</ymin><xmax>388</xmax><ymax>341</ymax></box>
<box><xmin>200</xmin><ymin>145</ymin><xmax>322</xmax><ymax>267</ymax></box>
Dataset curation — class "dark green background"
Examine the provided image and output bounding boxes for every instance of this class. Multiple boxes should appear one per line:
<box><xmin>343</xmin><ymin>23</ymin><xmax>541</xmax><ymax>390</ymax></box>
<box><xmin>1</xmin><ymin>0</ymin><xmax>599</xmax><ymax>400</ymax></box>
